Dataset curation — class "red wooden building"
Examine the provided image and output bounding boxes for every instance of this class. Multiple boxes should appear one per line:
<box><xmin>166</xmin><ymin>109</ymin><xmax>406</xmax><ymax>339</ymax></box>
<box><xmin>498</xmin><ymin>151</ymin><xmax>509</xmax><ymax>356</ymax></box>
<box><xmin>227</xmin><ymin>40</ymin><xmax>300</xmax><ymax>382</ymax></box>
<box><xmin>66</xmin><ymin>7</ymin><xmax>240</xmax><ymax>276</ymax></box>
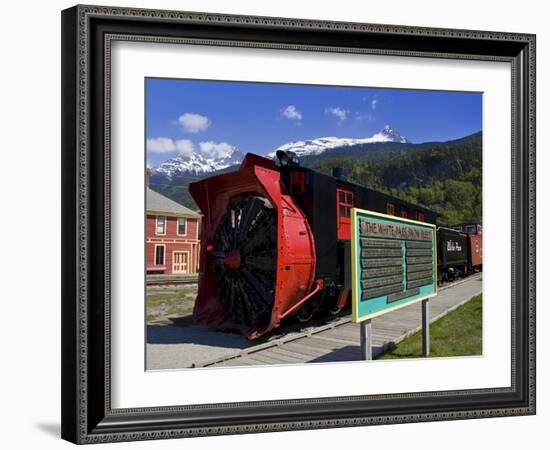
<box><xmin>146</xmin><ymin>187</ymin><xmax>201</xmax><ymax>274</ymax></box>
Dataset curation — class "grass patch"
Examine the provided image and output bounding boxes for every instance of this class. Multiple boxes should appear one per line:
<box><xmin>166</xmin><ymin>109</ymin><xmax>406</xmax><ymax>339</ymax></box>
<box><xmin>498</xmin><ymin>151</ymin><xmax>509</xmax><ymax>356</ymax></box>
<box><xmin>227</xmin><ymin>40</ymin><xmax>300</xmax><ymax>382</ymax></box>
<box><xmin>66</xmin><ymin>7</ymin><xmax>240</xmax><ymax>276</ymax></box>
<box><xmin>146</xmin><ymin>285</ymin><xmax>198</xmax><ymax>325</ymax></box>
<box><xmin>378</xmin><ymin>294</ymin><xmax>482</xmax><ymax>359</ymax></box>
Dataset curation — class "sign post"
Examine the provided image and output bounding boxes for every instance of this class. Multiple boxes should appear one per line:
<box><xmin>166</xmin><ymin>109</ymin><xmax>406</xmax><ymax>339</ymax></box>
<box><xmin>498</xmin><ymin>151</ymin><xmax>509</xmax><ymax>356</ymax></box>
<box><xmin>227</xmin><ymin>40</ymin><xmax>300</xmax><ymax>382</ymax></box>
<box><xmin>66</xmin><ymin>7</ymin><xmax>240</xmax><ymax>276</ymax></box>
<box><xmin>360</xmin><ymin>319</ymin><xmax>373</xmax><ymax>360</ymax></box>
<box><xmin>422</xmin><ymin>299</ymin><xmax>430</xmax><ymax>356</ymax></box>
<box><xmin>351</xmin><ymin>208</ymin><xmax>438</xmax><ymax>360</ymax></box>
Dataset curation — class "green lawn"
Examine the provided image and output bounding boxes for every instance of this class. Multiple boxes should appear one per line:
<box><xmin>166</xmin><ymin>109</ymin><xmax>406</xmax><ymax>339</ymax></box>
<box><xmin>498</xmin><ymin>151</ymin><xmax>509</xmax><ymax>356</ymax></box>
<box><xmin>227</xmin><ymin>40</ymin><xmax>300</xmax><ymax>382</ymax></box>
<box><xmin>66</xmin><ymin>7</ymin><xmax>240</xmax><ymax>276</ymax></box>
<box><xmin>146</xmin><ymin>284</ymin><xmax>198</xmax><ymax>325</ymax></box>
<box><xmin>378</xmin><ymin>294</ymin><xmax>482</xmax><ymax>359</ymax></box>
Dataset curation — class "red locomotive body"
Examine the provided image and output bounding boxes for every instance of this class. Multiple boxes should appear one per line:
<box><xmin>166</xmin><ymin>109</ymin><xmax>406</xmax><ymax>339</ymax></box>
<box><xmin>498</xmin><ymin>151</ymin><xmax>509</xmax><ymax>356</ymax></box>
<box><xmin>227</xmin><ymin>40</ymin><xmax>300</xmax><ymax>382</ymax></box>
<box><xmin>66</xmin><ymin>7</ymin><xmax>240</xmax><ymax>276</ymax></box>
<box><xmin>189</xmin><ymin>154</ymin><xmax>319</xmax><ymax>339</ymax></box>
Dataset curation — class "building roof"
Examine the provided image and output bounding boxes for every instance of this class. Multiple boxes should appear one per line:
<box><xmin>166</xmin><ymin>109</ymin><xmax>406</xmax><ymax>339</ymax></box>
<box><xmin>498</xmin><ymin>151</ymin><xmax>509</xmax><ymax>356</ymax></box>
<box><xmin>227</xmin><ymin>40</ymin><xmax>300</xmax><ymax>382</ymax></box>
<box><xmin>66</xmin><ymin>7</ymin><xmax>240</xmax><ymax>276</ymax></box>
<box><xmin>146</xmin><ymin>187</ymin><xmax>201</xmax><ymax>218</ymax></box>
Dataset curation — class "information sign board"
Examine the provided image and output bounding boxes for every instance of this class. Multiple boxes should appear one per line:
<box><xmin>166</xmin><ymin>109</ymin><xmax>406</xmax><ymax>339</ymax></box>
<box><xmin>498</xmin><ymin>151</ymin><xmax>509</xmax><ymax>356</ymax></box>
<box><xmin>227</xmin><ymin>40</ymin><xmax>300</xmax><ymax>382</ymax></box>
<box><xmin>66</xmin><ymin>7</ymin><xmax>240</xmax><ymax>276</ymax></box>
<box><xmin>351</xmin><ymin>209</ymin><xmax>437</xmax><ymax>323</ymax></box>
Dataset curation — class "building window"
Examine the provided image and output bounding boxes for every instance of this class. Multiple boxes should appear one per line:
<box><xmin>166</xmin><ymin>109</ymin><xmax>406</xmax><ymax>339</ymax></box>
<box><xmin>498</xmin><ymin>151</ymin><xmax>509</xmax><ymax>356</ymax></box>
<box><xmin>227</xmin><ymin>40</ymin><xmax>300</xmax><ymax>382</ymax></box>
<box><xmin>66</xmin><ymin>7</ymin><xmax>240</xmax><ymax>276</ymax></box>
<box><xmin>400</xmin><ymin>209</ymin><xmax>408</xmax><ymax>218</ymax></box>
<box><xmin>177</xmin><ymin>217</ymin><xmax>187</xmax><ymax>235</ymax></box>
<box><xmin>155</xmin><ymin>245</ymin><xmax>165</xmax><ymax>265</ymax></box>
<box><xmin>386</xmin><ymin>202</ymin><xmax>395</xmax><ymax>215</ymax></box>
<box><xmin>156</xmin><ymin>215</ymin><xmax>166</xmax><ymax>235</ymax></box>
<box><xmin>416</xmin><ymin>211</ymin><xmax>425</xmax><ymax>222</ymax></box>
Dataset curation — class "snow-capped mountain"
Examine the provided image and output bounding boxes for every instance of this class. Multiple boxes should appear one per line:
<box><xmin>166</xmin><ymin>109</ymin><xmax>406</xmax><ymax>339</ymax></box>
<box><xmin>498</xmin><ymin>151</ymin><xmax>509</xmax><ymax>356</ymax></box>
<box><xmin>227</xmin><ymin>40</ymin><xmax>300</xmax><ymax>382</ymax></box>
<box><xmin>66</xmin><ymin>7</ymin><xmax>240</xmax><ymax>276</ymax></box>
<box><xmin>151</xmin><ymin>126</ymin><xmax>408</xmax><ymax>178</ymax></box>
<box><xmin>376</xmin><ymin>125</ymin><xmax>409</xmax><ymax>144</ymax></box>
<box><xmin>152</xmin><ymin>149</ymin><xmax>244</xmax><ymax>178</ymax></box>
<box><xmin>268</xmin><ymin>125</ymin><xmax>409</xmax><ymax>158</ymax></box>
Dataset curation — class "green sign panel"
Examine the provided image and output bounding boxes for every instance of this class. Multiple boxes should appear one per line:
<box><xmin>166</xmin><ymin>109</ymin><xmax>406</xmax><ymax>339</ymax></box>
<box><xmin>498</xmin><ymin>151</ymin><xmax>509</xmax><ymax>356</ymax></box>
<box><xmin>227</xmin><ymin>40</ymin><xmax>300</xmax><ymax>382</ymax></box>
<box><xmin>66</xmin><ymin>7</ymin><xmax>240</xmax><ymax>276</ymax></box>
<box><xmin>351</xmin><ymin>208</ymin><xmax>437</xmax><ymax>323</ymax></box>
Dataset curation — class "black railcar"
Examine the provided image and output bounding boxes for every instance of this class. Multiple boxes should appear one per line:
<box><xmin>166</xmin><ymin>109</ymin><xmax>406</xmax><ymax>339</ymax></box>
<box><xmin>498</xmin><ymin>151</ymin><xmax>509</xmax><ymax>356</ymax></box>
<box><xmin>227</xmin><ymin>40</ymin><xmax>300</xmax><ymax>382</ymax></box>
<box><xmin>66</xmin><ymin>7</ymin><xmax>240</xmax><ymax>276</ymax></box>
<box><xmin>436</xmin><ymin>226</ymin><xmax>468</xmax><ymax>282</ymax></box>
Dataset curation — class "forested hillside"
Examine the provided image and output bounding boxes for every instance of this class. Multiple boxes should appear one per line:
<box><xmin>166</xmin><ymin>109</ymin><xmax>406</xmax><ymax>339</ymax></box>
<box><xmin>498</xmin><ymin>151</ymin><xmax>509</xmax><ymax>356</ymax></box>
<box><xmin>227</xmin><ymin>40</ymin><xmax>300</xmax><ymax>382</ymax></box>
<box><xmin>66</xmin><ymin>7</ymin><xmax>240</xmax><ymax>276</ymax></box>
<box><xmin>313</xmin><ymin>132</ymin><xmax>482</xmax><ymax>225</ymax></box>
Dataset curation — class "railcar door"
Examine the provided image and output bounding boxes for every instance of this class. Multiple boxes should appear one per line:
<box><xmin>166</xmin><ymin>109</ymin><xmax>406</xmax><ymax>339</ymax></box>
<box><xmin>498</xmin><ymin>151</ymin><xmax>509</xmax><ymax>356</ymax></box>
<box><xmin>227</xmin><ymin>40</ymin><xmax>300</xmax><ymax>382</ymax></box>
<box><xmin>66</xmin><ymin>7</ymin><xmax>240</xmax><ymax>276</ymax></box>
<box><xmin>336</xmin><ymin>187</ymin><xmax>354</xmax><ymax>240</ymax></box>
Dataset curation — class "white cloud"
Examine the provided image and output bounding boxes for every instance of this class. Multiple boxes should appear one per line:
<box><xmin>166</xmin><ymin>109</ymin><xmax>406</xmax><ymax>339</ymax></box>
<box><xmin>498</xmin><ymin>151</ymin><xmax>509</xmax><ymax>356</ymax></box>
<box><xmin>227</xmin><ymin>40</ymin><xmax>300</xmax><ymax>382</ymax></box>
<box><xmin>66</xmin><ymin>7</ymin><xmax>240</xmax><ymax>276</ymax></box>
<box><xmin>199</xmin><ymin>141</ymin><xmax>236</xmax><ymax>159</ymax></box>
<box><xmin>371</xmin><ymin>99</ymin><xmax>378</xmax><ymax>111</ymax></box>
<box><xmin>281</xmin><ymin>105</ymin><xmax>302</xmax><ymax>121</ymax></box>
<box><xmin>146</xmin><ymin>137</ymin><xmax>195</xmax><ymax>156</ymax></box>
<box><xmin>147</xmin><ymin>137</ymin><xmax>176</xmax><ymax>153</ymax></box>
<box><xmin>147</xmin><ymin>137</ymin><xmax>238</xmax><ymax>160</ymax></box>
<box><xmin>177</xmin><ymin>112</ymin><xmax>210</xmax><ymax>133</ymax></box>
<box><xmin>174</xmin><ymin>139</ymin><xmax>195</xmax><ymax>156</ymax></box>
<box><xmin>325</xmin><ymin>106</ymin><xmax>350</xmax><ymax>121</ymax></box>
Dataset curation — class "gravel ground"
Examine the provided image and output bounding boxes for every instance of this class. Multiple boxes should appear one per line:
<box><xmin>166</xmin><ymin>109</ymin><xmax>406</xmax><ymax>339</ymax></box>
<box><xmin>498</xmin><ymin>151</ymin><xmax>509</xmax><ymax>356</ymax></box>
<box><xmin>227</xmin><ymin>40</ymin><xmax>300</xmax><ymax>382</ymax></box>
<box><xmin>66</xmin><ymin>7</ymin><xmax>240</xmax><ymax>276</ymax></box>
<box><xmin>147</xmin><ymin>324</ymin><xmax>254</xmax><ymax>369</ymax></box>
<box><xmin>146</xmin><ymin>284</ymin><xmax>255</xmax><ymax>368</ymax></box>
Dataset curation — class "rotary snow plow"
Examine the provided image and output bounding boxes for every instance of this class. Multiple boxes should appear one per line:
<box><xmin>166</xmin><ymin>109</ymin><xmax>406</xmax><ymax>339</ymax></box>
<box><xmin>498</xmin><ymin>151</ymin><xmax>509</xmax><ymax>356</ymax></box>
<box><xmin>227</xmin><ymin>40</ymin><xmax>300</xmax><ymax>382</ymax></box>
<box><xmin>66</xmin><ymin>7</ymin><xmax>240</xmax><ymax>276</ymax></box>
<box><xmin>189</xmin><ymin>154</ymin><xmax>319</xmax><ymax>339</ymax></box>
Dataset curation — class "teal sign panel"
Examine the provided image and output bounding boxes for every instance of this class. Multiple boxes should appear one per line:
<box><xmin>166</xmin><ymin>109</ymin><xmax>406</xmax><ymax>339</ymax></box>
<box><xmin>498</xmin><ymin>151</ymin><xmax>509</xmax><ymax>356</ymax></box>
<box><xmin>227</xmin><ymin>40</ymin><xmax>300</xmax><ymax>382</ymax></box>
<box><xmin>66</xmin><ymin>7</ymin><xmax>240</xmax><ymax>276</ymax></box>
<box><xmin>351</xmin><ymin>208</ymin><xmax>437</xmax><ymax>323</ymax></box>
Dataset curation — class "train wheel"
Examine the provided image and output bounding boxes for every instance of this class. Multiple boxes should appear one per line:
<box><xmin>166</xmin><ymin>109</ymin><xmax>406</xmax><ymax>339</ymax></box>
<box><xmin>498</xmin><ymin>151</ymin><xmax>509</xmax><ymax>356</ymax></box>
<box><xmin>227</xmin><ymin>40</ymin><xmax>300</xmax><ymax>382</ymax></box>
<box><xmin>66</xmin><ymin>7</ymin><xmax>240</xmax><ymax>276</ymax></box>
<box><xmin>327</xmin><ymin>305</ymin><xmax>342</xmax><ymax>316</ymax></box>
<box><xmin>296</xmin><ymin>304</ymin><xmax>314</xmax><ymax>323</ymax></box>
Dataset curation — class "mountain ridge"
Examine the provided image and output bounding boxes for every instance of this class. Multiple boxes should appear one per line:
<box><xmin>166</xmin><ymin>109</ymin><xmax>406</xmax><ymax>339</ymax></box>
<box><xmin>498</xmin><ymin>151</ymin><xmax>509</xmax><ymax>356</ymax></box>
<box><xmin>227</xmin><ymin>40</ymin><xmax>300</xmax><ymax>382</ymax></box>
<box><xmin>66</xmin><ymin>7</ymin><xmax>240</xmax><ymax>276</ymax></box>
<box><xmin>151</xmin><ymin>125</ymin><xmax>412</xmax><ymax>178</ymax></box>
<box><xmin>152</xmin><ymin>148</ymin><xmax>244</xmax><ymax>178</ymax></box>
<box><xmin>267</xmin><ymin>125</ymin><xmax>409</xmax><ymax>159</ymax></box>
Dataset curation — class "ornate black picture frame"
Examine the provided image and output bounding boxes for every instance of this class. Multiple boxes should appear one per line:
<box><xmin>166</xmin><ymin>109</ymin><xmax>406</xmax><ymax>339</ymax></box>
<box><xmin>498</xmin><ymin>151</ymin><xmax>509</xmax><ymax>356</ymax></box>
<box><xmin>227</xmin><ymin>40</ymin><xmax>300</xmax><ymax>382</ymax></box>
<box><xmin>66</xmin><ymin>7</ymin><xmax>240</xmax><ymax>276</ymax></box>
<box><xmin>61</xmin><ymin>4</ymin><xmax>536</xmax><ymax>444</ymax></box>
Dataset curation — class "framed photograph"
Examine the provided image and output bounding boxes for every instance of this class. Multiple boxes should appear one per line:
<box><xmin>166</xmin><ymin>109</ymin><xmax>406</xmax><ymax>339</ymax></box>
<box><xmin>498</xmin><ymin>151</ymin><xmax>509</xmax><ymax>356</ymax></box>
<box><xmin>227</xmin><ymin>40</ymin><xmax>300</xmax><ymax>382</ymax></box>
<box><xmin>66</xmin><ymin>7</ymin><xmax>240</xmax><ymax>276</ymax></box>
<box><xmin>61</xmin><ymin>4</ymin><xmax>536</xmax><ymax>444</ymax></box>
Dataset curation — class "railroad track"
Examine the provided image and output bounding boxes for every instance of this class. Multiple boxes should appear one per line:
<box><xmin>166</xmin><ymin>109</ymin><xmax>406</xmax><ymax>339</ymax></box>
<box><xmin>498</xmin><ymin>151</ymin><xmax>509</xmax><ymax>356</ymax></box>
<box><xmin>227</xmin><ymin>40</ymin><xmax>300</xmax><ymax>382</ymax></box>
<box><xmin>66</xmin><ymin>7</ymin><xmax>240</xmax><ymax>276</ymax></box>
<box><xmin>190</xmin><ymin>273</ymin><xmax>482</xmax><ymax>368</ymax></box>
<box><xmin>146</xmin><ymin>273</ymin><xmax>199</xmax><ymax>286</ymax></box>
<box><xmin>146</xmin><ymin>271</ymin><xmax>478</xmax><ymax>287</ymax></box>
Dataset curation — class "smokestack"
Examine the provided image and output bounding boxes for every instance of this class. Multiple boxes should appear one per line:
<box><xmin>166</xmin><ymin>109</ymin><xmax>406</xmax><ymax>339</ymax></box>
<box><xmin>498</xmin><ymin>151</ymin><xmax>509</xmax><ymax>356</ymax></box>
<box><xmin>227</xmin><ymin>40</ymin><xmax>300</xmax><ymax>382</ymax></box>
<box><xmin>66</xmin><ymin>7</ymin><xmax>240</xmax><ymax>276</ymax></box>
<box><xmin>331</xmin><ymin>167</ymin><xmax>348</xmax><ymax>180</ymax></box>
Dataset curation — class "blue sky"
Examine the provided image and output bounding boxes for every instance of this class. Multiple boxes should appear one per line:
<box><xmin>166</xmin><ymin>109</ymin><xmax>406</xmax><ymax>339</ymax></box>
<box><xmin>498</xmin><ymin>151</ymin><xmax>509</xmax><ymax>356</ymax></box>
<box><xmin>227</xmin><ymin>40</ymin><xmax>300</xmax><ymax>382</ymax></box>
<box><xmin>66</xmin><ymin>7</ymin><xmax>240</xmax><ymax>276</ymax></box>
<box><xmin>146</xmin><ymin>78</ymin><xmax>482</xmax><ymax>167</ymax></box>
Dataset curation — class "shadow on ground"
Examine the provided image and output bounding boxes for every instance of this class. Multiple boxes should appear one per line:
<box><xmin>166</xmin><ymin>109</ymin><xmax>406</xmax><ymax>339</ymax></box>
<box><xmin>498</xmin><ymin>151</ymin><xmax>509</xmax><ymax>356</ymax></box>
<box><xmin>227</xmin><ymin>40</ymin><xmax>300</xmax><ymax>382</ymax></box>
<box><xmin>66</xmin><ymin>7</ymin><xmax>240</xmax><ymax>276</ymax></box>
<box><xmin>147</xmin><ymin>323</ymin><xmax>253</xmax><ymax>349</ymax></box>
<box><xmin>147</xmin><ymin>308</ymin><xmax>352</xmax><ymax>348</ymax></box>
